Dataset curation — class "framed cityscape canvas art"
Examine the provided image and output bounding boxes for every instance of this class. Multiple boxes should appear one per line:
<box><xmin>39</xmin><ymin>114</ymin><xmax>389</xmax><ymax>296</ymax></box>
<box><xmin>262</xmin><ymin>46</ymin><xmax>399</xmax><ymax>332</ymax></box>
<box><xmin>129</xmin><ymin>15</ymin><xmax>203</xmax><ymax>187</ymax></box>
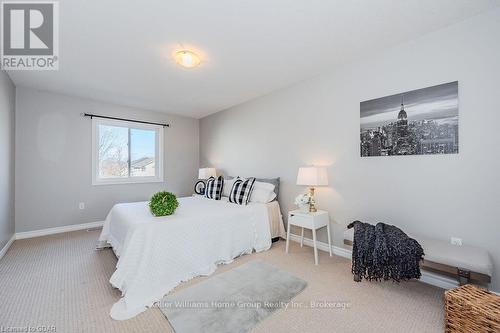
<box><xmin>360</xmin><ymin>81</ymin><xmax>458</xmax><ymax>157</ymax></box>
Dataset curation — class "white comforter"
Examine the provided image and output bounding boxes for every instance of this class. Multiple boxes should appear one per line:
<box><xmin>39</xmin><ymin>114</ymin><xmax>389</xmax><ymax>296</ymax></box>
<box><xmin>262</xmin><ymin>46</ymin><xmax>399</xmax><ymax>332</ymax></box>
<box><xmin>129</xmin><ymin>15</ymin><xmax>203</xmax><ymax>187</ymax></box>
<box><xmin>98</xmin><ymin>196</ymin><xmax>272</xmax><ymax>320</ymax></box>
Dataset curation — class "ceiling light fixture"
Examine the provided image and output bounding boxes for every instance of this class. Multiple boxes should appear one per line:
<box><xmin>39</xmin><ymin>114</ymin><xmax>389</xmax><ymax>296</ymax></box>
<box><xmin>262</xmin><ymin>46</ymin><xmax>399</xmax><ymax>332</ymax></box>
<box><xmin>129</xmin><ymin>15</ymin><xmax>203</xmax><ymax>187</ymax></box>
<box><xmin>174</xmin><ymin>50</ymin><xmax>201</xmax><ymax>68</ymax></box>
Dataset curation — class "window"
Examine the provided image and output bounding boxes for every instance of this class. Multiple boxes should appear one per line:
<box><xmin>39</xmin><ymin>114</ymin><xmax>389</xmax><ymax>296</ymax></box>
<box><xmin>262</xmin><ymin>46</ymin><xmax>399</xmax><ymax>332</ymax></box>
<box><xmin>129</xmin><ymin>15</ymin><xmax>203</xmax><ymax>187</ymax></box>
<box><xmin>92</xmin><ymin>118</ymin><xmax>164</xmax><ymax>185</ymax></box>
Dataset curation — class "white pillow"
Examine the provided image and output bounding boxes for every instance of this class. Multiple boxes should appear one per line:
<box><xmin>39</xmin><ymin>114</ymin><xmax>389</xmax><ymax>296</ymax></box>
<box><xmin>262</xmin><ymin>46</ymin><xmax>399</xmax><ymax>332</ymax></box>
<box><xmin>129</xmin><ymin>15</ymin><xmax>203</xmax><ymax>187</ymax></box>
<box><xmin>249</xmin><ymin>181</ymin><xmax>276</xmax><ymax>203</ymax></box>
<box><xmin>223</xmin><ymin>177</ymin><xmax>236</xmax><ymax>197</ymax></box>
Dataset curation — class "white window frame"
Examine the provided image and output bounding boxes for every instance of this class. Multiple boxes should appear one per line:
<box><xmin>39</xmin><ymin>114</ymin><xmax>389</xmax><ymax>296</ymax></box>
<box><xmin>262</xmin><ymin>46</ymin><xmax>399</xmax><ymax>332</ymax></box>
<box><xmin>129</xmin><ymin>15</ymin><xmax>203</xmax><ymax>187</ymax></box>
<box><xmin>92</xmin><ymin>118</ymin><xmax>164</xmax><ymax>185</ymax></box>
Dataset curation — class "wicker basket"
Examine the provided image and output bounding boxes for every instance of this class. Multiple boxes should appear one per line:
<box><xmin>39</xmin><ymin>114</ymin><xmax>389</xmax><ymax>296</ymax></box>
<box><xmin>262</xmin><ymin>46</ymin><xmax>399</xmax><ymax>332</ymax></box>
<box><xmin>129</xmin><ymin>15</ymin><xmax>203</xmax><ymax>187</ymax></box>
<box><xmin>444</xmin><ymin>284</ymin><xmax>500</xmax><ymax>332</ymax></box>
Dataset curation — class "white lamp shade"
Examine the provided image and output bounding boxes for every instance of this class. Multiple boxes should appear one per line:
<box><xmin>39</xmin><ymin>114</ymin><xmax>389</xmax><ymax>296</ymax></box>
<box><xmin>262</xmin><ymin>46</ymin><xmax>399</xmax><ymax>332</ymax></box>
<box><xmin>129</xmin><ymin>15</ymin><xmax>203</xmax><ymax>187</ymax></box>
<box><xmin>296</xmin><ymin>167</ymin><xmax>328</xmax><ymax>186</ymax></box>
<box><xmin>198</xmin><ymin>168</ymin><xmax>216</xmax><ymax>179</ymax></box>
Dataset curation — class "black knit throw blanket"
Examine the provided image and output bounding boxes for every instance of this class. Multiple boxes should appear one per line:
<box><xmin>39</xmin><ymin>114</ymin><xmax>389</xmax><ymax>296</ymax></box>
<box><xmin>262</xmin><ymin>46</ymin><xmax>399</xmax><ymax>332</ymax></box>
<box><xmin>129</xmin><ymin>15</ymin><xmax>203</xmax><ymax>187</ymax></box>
<box><xmin>348</xmin><ymin>221</ymin><xmax>424</xmax><ymax>282</ymax></box>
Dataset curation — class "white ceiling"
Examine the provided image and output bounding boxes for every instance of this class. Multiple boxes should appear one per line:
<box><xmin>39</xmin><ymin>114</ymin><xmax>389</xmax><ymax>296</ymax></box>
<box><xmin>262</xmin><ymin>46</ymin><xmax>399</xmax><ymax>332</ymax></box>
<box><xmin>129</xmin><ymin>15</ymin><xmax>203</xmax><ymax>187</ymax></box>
<box><xmin>7</xmin><ymin>0</ymin><xmax>500</xmax><ymax>118</ymax></box>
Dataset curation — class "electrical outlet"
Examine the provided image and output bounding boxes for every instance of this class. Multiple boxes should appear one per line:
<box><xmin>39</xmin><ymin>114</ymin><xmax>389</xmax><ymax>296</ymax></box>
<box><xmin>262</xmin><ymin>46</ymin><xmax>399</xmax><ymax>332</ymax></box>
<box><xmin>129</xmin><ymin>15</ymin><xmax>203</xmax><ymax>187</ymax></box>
<box><xmin>451</xmin><ymin>237</ymin><xmax>462</xmax><ymax>246</ymax></box>
<box><xmin>79</xmin><ymin>202</ymin><xmax>85</xmax><ymax>210</ymax></box>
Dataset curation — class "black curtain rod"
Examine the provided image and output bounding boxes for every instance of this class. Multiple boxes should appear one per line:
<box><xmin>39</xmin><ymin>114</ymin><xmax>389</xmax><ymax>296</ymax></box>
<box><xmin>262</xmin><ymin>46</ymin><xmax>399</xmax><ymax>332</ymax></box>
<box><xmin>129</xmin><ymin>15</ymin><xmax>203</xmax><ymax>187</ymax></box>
<box><xmin>82</xmin><ymin>113</ymin><xmax>170</xmax><ymax>127</ymax></box>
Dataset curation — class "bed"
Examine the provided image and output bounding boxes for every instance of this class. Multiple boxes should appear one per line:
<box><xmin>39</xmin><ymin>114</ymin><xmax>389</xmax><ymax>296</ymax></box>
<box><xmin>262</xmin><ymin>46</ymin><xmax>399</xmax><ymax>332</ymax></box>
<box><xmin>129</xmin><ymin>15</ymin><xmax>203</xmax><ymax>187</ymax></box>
<box><xmin>97</xmin><ymin>195</ymin><xmax>285</xmax><ymax>320</ymax></box>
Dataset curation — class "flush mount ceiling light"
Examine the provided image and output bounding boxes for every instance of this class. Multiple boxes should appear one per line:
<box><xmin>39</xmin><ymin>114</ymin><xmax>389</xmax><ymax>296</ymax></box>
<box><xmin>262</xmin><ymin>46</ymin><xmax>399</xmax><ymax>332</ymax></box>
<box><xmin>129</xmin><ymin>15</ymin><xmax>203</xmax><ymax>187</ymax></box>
<box><xmin>173</xmin><ymin>50</ymin><xmax>201</xmax><ymax>68</ymax></box>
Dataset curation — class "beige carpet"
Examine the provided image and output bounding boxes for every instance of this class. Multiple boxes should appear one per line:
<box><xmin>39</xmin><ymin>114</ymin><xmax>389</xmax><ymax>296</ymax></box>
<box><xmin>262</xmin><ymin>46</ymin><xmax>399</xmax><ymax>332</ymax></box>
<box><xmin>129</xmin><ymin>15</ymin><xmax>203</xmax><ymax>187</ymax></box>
<box><xmin>0</xmin><ymin>229</ymin><xmax>444</xmax><ymax>332</ymax></box>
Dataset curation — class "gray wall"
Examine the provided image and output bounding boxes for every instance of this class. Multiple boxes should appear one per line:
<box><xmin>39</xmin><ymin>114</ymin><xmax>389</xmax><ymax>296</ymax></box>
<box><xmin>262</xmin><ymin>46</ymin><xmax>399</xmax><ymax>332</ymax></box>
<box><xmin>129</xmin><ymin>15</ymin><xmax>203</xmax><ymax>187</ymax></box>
<box><xmin>0</xmin><ymin>71</ymin><xmax>15</xmax><ymax>250</ymax></box>
<box><xmin>200</xmin><ymin>9</ymin><xmax>500</xmax><ymax>291</ymax></box>
<box><xmin>15</xmin><ymin>87</ymin><xmax>199</xmax><ymax>233</ymax></box>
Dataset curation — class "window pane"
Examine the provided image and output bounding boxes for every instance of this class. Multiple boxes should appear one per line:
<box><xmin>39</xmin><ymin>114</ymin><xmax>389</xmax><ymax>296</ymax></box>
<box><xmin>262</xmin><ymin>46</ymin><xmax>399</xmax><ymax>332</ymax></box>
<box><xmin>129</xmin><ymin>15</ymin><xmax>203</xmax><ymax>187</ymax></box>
<box><xmin>130</xmin><ymin>128</ymin><xmax>156</xmax><ymax>177</ymax></box>
<box><xmin>98</xmin><ymin>125</ymin><xmax>129</xmax><ymax>178</ymax></box>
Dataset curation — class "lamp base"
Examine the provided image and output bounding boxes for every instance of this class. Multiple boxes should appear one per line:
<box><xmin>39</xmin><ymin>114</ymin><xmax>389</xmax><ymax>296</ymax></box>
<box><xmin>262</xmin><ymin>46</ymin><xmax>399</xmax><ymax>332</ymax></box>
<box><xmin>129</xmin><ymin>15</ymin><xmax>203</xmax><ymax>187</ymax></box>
<box><xmin>309</xmin><ymin>187</ymin><xmax>317</xmax><ymax>212</ymax></box>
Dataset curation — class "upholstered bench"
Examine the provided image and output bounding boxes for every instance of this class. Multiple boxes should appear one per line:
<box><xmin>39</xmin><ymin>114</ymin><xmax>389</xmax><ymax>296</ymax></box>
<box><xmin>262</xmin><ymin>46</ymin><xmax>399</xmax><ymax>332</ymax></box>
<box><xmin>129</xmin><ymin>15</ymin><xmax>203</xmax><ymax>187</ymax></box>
<box><xmin>343</xmin><ymin>228</ymin><xmax>493</xmax><ymax>285</ymax></box>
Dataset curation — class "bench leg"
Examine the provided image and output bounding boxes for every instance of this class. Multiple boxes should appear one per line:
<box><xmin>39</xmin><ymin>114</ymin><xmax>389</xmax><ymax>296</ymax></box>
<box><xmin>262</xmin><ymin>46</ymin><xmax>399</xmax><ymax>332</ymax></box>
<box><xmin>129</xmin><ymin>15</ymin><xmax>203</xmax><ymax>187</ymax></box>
<box><xmin>353</xmin><ymin>274</ymin><xmax>361</xmax><ymax>282</ymax></box>
<box><xmin>457</xmin><ymin>268</ymin><xmax>471</xmax><ymax>285</ymax></box>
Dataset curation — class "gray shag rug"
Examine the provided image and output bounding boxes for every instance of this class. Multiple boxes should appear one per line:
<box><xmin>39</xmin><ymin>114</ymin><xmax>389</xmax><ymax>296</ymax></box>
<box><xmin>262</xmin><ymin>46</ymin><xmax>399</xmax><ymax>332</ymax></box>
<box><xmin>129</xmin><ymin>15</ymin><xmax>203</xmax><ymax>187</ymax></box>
<box><xmin>159</xmin><ymin>260</ymin><xmax>307</xmax><ymax>333</ymax></box>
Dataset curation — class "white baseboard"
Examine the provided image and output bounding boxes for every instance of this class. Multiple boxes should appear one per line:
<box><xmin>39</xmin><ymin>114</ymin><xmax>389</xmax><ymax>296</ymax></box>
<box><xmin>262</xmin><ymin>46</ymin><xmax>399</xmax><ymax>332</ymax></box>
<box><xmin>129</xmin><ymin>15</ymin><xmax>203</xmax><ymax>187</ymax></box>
<box><xmin>0</xmin><ymin>234</ymin><xmax>16</xmax><ymax>261</ymax></box>
<box><xmin>419</xmin><ymin>270</ymin><xmax>458</xmax><ymax>289</ymax></box>
<box><xmin>15</xmin><ymin>221</ymin><xmax>104</xmax><ymax>240</ymax></box>
<box><xmin>289</xmin><ymin>234</ymin><xmax>351</xmax><ymax>259</ymax></box>
<box><xmin>289</xmin><ymin>233</ymin><xmax>459</xmax><ymax>290</ymax></box>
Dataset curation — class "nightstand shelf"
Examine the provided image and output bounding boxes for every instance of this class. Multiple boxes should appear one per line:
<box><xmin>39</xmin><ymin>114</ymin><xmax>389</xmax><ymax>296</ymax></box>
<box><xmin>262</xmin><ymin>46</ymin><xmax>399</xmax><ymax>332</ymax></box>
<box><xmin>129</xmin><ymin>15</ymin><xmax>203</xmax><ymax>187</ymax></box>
<box><xmin>285</xmin><ymin>210</ymin><xmax>332</xmax><ymax>265</ymax></box>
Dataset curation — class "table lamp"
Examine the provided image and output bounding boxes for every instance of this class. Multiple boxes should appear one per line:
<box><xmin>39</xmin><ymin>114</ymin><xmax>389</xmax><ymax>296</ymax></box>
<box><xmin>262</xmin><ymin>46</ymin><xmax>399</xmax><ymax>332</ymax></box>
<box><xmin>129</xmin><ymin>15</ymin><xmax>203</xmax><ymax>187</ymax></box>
<box><xmin>198</xmin><ymin>168</ymin><xmax>216</xmax><ymax>179</ymax></box>
<box><xmin>296</xmin><ymin>166</ymin><xmax>328</xmax><ymax>212</ymax></box>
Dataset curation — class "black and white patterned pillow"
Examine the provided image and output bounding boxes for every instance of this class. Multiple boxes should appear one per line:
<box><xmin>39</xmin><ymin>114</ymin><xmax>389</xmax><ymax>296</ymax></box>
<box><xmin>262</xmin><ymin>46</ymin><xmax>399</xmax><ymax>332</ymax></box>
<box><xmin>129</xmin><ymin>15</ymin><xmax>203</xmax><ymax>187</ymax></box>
<box><xmin>229</xmin><ymin>177</ymin><xmax>256</xmax><ymax>205</ymax></box>
<box><xmin>194</xmin><ymin>180</ymin><xmax>206</xmax><ymax>195</ymax></box>
<box><xmin>205</xmin><ymin>176</ymin><xmax>224</xmax><ymax>200</ymax></box>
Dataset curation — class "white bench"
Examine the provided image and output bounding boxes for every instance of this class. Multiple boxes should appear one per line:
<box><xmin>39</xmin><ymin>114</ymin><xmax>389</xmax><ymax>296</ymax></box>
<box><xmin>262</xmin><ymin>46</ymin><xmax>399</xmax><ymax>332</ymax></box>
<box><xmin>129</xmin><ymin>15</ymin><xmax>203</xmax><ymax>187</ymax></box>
<box><xmin>343</xmin><ymin>228</ymin><xmax>493</xmax><ymax>285</ymax></box>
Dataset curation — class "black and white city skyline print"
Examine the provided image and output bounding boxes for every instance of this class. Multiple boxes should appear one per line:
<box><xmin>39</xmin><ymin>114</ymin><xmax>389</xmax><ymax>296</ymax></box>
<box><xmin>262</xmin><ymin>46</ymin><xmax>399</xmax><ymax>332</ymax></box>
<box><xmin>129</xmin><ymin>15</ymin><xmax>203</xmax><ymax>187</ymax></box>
<box><xmin>360</xmin><ymin>81</ymin><xmax>458</xmax><ymax>157</ymax></box>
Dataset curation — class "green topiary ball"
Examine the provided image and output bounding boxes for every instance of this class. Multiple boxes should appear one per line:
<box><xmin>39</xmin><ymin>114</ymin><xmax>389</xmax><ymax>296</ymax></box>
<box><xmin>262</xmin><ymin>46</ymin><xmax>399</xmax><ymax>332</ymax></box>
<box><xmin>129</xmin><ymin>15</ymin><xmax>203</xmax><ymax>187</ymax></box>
<box><xmin>149</xmin><ymin>191</ymin><xmax>179</xmax><ymax>217</ymax></box>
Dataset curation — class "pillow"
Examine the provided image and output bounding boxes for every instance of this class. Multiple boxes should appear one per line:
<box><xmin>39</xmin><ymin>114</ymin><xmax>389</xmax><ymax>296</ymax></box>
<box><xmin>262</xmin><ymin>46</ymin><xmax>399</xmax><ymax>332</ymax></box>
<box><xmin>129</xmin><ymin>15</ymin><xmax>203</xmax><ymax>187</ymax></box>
<box><xmin>223</xmin><ymin>177</ymin><xmax>236</xmax><ymax>197</ymax></box>
<box><xmin>194</xmin><ymin>180</ymin><xmax>206</xmax><ymax>195</ymax></box>
<box><xmin>227</xmin><ymin>176</ymin><xmax>280</xmax><ymax>201</ymax></box>
<box><xmin>229</xmin><ymin>177</ymin><xmax>256</xmax><ymax>205</ymax></box>
<box><xmin>205</xmin><ymin>176</ymin><xmax>224</xmax><ymax>200</ymax></box>
<box><xmin>249</xmin><ymin>181</ymin><xmax>276</xmax><ymax>203</ymax></box>
<box><xmin>256</xmin><ymin>177</ymin><xmax>280</xmax><ymax>201</ymax></box>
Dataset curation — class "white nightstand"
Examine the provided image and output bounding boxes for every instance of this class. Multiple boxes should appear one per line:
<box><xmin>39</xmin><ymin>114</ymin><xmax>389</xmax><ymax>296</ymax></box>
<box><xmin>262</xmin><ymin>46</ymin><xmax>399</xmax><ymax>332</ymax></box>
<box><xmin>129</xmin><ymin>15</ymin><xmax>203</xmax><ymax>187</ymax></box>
<box><xmin>285</xmin><ymin>210</ymin><xmax>332</xmax><ymax>265</ymax></box>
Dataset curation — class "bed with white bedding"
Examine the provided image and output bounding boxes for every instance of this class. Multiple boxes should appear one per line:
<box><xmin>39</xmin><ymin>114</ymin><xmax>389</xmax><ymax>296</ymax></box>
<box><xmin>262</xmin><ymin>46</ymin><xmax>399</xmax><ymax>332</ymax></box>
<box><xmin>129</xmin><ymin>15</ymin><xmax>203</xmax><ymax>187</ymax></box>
<box><xmin>97</xmin><ymin>195</ymin><xmax>284</xmax><ymax>320</ymax></box>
